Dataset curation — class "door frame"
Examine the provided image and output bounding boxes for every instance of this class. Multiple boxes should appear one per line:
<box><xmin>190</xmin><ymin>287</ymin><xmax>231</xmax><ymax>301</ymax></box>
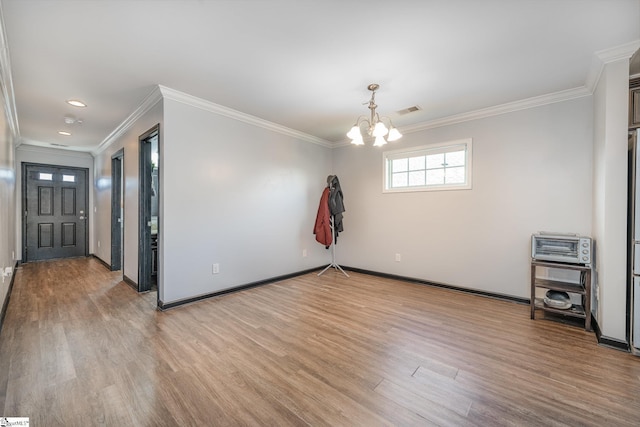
<box><xmin>138</xmin><ymin>124</ymin><xmax>159</xmax><ymax>293</ymax></box>
<box><xmin>111</xmin><ymin>149</ymin><xmax>124</xmax><ymax>271</ymax></box>
<box><xmin>21</xmin><ymin>162</ymin><xmax>89</xmax><ymax>262</ymax></box>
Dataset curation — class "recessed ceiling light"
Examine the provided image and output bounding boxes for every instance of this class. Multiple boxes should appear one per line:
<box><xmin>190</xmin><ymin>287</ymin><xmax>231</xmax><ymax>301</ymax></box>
<box><xmin>58</xmin><ymin>131</ymin><xmax>72</xmax><ymax>136</ymax></box>
<box><xmin>66</xmin><ymin>99</ymin><xmax>87</xmax><ymax>107</ymax></box>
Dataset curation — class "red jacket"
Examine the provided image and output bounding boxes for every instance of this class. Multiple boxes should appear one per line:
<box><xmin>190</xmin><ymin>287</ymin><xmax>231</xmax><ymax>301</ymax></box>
<box><xmin>313</xmin><ymin>187</ymin><xmax>332</xmax><ymax>247</ymax></box>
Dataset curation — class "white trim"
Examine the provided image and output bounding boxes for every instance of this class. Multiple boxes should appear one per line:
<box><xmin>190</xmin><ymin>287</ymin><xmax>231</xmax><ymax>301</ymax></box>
<box><xmin>158</xmin><ymin>85</ymin><xmax>333</xmax><ymax>148</ymax></box>
<box><xmin>586</xmin><ymin>39</ymin><xmax>640</xmax><ymax>92</ymax></box>
<box><xmin>16</xmin><ymin>143</ymin><xmax>94</xmax><ymax>160</ymax></box>
<box><xmin>334</xmin><ymin>86</ymin><xmax>591</xmax><ymax>147</ymax></box>
<box><xmin>18</xmin><ymin>137</ymin><xmax>95</xmax><ymax>154</ymax></box>
<box><xmin>93</xmin><ymin>84</ymin><xmax>333</xmax><ymax>155</ymax></box>
<box><xmin>334</xmin><ymin>40</ymin><xmax>640</xmax><ymax>148</ymax></box>
<box><xmin>383</xmin><ymin>138</ymin><xmax>473</xmax><ymax>193</ymax></box>
<box><xmin>0</xmin><ymin>3</ymin><xmax>19</xmax><ymax>139</ymax></box>
<box><xmin>92</xmin><ymin>86</ymin><xmax>164</xmax><ymax>155</ymax></box>
<box><xmin>403</xmin><ymin>88</ymin><xmax>591</xmax><ymax>137</ymax></box>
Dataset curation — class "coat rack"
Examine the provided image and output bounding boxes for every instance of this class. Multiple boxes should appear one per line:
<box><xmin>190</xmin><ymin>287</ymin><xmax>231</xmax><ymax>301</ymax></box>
<box><xmin>318</xmin><ymin>219</ymin><xmax>349</xmax><ymax>277</ymax></box>
<box><xmin>317</xmin><ymin>175</ymin><xmax>348</xmax><ymax>277</ymax></box>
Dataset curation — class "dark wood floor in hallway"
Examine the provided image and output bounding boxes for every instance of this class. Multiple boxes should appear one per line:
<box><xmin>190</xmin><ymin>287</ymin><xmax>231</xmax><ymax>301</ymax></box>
<box><xmin>1</xmin><ymin>257</ymin><xmax>640</xmax><ymax>426</ymax></box>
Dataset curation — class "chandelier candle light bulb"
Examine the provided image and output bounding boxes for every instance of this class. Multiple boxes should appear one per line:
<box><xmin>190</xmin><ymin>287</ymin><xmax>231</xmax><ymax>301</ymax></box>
<box><xmin>347</xmin><ymin>83</ymin><xmax>402</xmax><ymax>146</ymax></box>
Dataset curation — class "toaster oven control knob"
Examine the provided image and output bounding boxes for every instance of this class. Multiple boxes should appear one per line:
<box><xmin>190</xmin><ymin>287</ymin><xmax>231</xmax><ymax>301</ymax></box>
<box><xmin>583</xmin><ymin>256</ymin><xmax>589</xmax><ymax>261</ymax></box>
<box><xmin>583</xmin><ymin>243</ymin><xmax>589</xmax><ymax>247</ymax></box>
<box><xmin>583</xmin><ymin>250</ymin><xmax>588</xmax><ymax>254</ymax></box>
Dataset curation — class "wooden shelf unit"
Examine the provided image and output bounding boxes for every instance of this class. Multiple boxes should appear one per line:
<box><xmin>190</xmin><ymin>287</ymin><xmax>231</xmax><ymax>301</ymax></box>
<box><xmin>530</xmin><ymin>260</ymin><xmax>592</xmax><ymax>331</ymax></box>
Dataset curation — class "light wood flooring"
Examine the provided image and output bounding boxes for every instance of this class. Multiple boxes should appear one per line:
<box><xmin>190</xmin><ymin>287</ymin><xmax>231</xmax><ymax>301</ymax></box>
<box><xmin>1</xmin><ymin>257</ymin><xmax>640</xmax><ymax>426</ymax></box>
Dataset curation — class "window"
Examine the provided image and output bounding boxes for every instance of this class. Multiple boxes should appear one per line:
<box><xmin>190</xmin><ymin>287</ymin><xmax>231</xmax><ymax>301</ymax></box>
<box><xmin>384</xmin><ymin>138</ymin><xmax>472</xmax><ymax>192</ymax></box>
<box><xmin>62</xmin><ymin>174</ymin><xmax>75</xmax><ymax>182</ymax></box>
<box><xmin>38</xmin><ymin>173</ymin><xmax>53</xmax><ymax>181</ymax></box>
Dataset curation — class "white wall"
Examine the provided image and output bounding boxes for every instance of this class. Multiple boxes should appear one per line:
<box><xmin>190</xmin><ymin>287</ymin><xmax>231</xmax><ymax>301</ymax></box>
<box><xmin>161</xmin><ymin>94</ymin><xmax>332</xmax><ymax>304</ymax></box>
<box><xmin>15</xmin><ymin>145</ymin><xmax>94</xmax><ymax>259</ymax></box>
<box><xmin>0</xmin><ymin>86</ymin><xmax>16</xmax><ymax>311</ymax></box>
<box><xmin>333</xmin><ymin>97</ymin><xmax>593</xmax><ymax>299</ymax></box>
<box><xmin>592</xmin><ymin>58</ymin><xmax>631</xmax><ymax>341</ymax></box>
<box><xmin>93</xmin><ymin>101</ymin><xmax>163</xmax><ymax>284</ymax></box>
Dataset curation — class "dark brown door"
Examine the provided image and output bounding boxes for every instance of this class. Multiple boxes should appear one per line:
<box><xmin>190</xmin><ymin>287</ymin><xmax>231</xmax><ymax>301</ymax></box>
<box><xmin>23</xmin><ymin>163</ymin><xmax>88</xmax><ymax>261</ymax></box>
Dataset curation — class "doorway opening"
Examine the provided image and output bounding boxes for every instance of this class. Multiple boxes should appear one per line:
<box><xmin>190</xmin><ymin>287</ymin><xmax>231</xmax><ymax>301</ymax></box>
<box><xmin>111</xmin><ymin>149</ymin><xmax>124</xmax><ymax>271</ymax></box>
<box><xmin>138</xmin><ymin>125</ymin><xmax>159</xmax><ymax>294</ymax></box>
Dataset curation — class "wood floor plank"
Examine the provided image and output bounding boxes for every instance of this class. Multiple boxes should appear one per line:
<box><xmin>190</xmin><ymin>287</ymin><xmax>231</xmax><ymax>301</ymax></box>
<box><xmin>2</xmin><ymin>258</ymin><xmax>640</xmax><ymax>425</ymax></box>
<box><xmin>374</xmin><ymin>378</ymin><xmax>470</xmax><ymax>426</ymax></box>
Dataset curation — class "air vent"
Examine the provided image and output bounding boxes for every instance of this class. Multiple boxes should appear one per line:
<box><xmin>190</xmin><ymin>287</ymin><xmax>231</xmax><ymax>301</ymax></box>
<box><xmin>50</xmin><ymin>143</ymin><xmax>68</xmax><ymax>147</ymax></box>
<box><xmin>397</xmin><ymin>105</ymin><xmax>422</xmax><ymax>115</ymax></box>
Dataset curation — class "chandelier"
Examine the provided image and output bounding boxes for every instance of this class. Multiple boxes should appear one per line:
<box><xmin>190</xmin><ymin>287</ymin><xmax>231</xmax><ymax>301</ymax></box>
<box><xmin>347</xmin><ymin>83</ymin><xmax>402</xmax><ymax>147</ymax></box>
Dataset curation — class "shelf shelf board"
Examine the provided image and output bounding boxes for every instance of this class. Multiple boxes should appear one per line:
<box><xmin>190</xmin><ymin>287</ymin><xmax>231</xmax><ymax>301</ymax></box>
<box><xmin>530</xmin><ymin>260</ymin><xmax>591</xmax><ymax>271</ymax></box>
<box><xmin>533</xmin><ymin>279</ymin><xmax>585</xmax><ymax>294</ymax></box>
<box><xmin>534</xmin><ymin>298</ymin><xmax>586</xmax><ymax>318</ymax></box>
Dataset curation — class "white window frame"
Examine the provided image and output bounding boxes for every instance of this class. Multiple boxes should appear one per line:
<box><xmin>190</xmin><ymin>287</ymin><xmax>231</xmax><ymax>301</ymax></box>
<box><xmin>383</xmin><ymin>138</ymin><xmax>473</xmax><ymax>193</ymax></box>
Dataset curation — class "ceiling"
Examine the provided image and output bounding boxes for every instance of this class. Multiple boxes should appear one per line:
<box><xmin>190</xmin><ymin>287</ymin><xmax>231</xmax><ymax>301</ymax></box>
<box><xmin>2</xmin><ymin>0</ymin><xmax>640</xmax><ymax>153</ymax></box>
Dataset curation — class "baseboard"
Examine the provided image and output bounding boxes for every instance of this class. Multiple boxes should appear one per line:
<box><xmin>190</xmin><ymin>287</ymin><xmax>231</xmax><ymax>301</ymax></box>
<box><xmin>591</xmin><ymin>317</ymin><xmax>631</xmax><ymax>352</ymax></box>
<box><xmin>91</xmin><ymin>254</ymin><xmax>111</xmax><ymax>271</ymax></box>
<box><xmin>0</xmin><ymin>261</ymin><xmax>19</xmax><ymax>334</ymax></box>
<box><xmin>123</xmin><ymin>275</ymin><xmax>137</xmax><ymax>291</ymax></box>
<box><xmin>343</xmin><ymin>266</ymin><xmax>530</xmax><ymax>305</ymax></box>
<box><xmin>158</xmin><ymin>266</ymin><xmax>324</xmax><ymax>310</ymax></box>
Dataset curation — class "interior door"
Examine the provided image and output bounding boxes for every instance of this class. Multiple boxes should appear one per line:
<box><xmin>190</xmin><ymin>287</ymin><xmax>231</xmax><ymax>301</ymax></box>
<box><xmin>111</xmin><ymin>150</ymin><xmax>124</xmax><ymax>271</ymax></box>
<box><xmin>138</xmin><ymin>125</ymin><xmax>158</xmax><ymax>292</ymax></box>
<box><xmin>634</xmin><ymin>276</ymin><xmax>640</xmax><ymax>350</ymax></box>
<box><xmin>23</xmin><ymin>163</ymin><xmax>88</xmax><ymax>261</ymax></box>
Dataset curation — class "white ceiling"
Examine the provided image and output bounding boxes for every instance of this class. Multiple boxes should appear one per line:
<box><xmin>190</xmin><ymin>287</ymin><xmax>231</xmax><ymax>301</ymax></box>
<box><xmin>2</xmin><ymin>0</ymin><xmax>639</xmax><ymax>152</ymax></box>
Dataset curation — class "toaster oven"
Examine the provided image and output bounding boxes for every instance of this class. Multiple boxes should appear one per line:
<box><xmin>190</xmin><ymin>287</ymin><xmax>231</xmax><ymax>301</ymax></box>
<box><xmin>531</xmin><ymin>232</ymin><xmax>592</xmax><ymax>265</ymax></box>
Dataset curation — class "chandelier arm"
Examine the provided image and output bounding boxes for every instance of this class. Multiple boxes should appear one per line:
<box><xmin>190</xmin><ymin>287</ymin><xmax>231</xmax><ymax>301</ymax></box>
<box><xmin>352</xmin><ymin>115</ymin><xmax>370</xmax><ymax>126</ymax></box>
<box><xmin>378</xmin><ymin>116</ymin><xmax>394</xmax><ymax>126</ymax></box>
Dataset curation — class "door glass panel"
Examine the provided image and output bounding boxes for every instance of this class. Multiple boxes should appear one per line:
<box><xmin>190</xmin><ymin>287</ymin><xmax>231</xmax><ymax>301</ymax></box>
<box><xmin>39</xmin><ymin>173</ymin><xmax>53</xmax><ymax>181</ymax></box>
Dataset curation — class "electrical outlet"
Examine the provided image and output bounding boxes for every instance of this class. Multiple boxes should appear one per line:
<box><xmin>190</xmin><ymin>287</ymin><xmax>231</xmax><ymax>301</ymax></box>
<box><xmin>98</xmin><ymin>240</ymin><xmax>101</xmax><ymax>248</ymax></box>
<box><xmin>212</xmin><ymin>263</ymin><xmax>220</xmax><ymax>274</ymax></box>
<box><xmin>395</xmin><ymin>253</ymin><xmax>401</xmax><ymax>262</ymax></box>
<box><xmin>11</xmin><ymin>251</ymin><xmax>14</xmax><ymax>260</ymax></box>
<box><xmin>302</xmin><ymin>249</ymin><xmax>307</xmax><ymax>257</ymax></box>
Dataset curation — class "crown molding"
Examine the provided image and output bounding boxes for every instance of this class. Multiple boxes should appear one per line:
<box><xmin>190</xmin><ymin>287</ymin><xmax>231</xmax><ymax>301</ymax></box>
<box><xmin>93</xmin><ymin>85</ymin><xmax>333</xmax><ymax>155</ymax></box>
<box><xmin>405</xmin><ymin>87</ymin><xmax>592</xmax><ymax>136</ymax></box>
<box><xmin>18</xmin><ymin>137</ymin><xmax>95</xmax><ymax>154</ymax></box>
<box><xmin>334</xmin><ymin>40</ymin><xmax>640</xmax><ymax>148</ymax></box>
<box><xmin>585</xmin><ymin>39</ymin><xmax>640</xmax><ymax>92</ymax></box>
<box><xmin>334</xmin><ymin>85</ymin><xmax>592</xmax><ymax>147</ymax></box>
<box><xmin>17</xmin><ymin>142</ymin><xmax>94</xmax><ymax>159</ymax></box>
<box><xmin>158</xmin><ymin>85</ymin><xmax>333</xmax><ymax>148</ymax></box>
<box><xmin>0</xmin><ymin>3</ymin><xmax>19</xmax><ymax>139</ymax></box>
<box><xmin>92</xmin><ymin>86</ymin><xmax>163</xmax><ymax>156</ymax></box>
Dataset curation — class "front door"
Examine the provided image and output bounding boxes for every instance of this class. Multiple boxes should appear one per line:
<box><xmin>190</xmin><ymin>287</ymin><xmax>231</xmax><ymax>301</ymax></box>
<box><xmin>23</xmin><ymin>163</ymin><xmax>88</xmax><ymax>261</ymax></box>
